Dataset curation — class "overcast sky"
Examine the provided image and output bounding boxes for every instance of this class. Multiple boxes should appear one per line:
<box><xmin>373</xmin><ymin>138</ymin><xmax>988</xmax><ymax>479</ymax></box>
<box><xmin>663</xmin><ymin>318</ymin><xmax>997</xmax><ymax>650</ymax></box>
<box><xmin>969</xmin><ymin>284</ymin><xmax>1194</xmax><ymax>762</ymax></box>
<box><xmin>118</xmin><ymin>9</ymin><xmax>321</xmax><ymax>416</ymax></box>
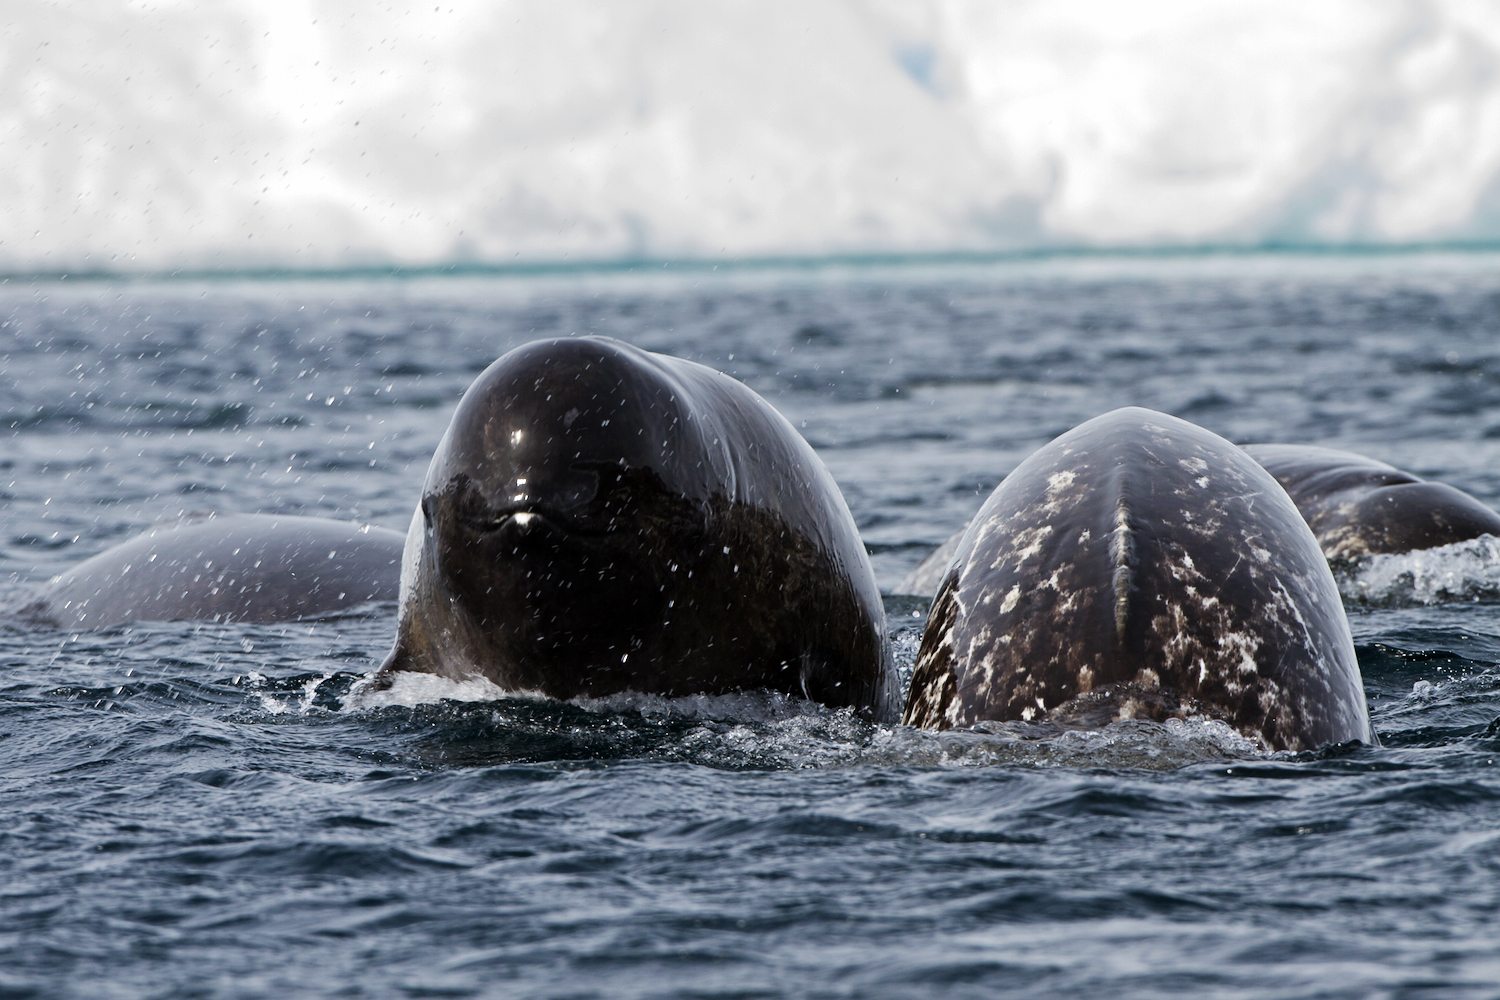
<box><xmin>6</xmin><ymin>0</ymin><xmax>1499</xmax><ymax>270</ymax></box>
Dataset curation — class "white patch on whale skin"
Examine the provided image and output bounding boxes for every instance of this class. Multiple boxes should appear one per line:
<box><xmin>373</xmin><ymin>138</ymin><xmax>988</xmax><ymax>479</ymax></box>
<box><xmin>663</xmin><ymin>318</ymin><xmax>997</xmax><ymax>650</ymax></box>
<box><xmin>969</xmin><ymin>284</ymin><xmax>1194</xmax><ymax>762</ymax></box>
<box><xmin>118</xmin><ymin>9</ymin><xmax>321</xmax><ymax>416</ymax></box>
<box><xmin>999</xmin><ymin>585</ymin><xmax>1021</xmax><ymax>613</ymax></box>
<box><xmin>1218</xmin><ymin>631</ymin><xmax>1264</xmax><ymax>677</ymax></box>
<box><xmin>1168</xmin><ymin>551</ymin><xmax>1203</xmax><ymax>584</ymax></box>
<box><xmin>1003</xmin><ymin>523</ymin><xmax>1054</xmax><ymax>569</ymax></box>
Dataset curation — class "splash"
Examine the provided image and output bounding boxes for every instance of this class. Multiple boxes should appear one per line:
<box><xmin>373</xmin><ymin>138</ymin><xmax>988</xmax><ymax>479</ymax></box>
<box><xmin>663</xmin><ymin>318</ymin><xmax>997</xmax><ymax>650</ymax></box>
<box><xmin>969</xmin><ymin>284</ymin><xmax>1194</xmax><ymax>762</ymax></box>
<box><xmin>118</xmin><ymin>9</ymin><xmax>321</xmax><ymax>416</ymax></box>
<box><xmin>8</xmin><ymin>0</ymin><xmax>1500</xmax><ymax>272</ymax></box>
<box><xmin>343</xmin><ymin>670</ymin><xmax>531</xmax><ymax>709</ymax></box>
<box><xmin>1339</xmin><ymin>535</ymin><xmax>1500</xmax><ymax>606</ymax></box>
<box><xmin>329</xmin><ymin>667</ymin><xmax>1259</xmax><ymax>770</ymax></box>
<box><xmin>865</xmin><ymin>716</ymin><xmax>1263</xmax><ymax>769</ymax></box>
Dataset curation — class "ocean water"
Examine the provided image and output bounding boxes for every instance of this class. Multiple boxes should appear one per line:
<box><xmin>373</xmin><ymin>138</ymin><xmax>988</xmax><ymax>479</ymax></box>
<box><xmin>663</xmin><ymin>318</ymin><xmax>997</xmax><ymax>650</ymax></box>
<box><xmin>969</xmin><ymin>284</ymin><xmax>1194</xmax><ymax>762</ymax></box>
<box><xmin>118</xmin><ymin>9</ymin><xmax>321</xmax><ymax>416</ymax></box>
<box><xmin>4</xmin><ymin>252</ymin><xmax>1500</xmax><ymax>997</ymax></box>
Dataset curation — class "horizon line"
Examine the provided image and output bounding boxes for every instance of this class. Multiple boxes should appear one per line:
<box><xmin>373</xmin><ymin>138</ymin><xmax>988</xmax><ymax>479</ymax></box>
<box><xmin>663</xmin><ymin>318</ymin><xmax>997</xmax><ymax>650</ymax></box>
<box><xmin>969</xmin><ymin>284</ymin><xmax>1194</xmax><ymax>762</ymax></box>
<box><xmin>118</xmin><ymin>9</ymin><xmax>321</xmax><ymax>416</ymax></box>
<box><xmin>5</xmin><ymin>239</ymin><xmax>1500</xmax><ymax>285</ymax></box>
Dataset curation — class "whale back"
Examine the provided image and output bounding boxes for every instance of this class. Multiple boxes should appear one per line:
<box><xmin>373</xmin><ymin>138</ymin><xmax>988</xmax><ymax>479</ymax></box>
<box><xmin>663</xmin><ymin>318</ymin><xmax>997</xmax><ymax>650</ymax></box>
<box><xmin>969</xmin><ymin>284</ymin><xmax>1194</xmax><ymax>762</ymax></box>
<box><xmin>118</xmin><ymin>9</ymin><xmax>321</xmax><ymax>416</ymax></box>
<box><xmin>20</xmin><ymin>514</ymin><xmax>404</xmax><ymax>629</ymax></box>
<box><xmin>1245</xmin><ymin>443</ymin><xmax>1500</xmax><ymax>562</ymax></box>
<box><xmin>904</xmin><ymin>408</ymin><xmax>1372</xmax><ymax>751</ymax></box>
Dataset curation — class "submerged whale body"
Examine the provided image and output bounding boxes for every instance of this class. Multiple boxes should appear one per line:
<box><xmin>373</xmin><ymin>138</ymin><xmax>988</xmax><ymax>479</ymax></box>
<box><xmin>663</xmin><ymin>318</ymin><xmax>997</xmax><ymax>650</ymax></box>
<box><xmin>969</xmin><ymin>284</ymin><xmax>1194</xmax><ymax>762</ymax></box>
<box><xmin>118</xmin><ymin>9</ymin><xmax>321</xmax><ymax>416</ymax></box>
<box><xmin>1243</xmin><ymin>444</ymin><xmax>1500</xmax><ymax>563</ymax></box>
<box><xmin>903</xmin><ymin>408</ymin><xmax>1373</xmax><ymax>751</ymax></box>
<box><xmin>377</xmin><ymin>336</ymin><xmax>899</xmax><ymax>719</ymax></box>
<box><xmin>21</xmin><ymin>514</ymin><xmax>404</xmax><ymax>629</ymax></box>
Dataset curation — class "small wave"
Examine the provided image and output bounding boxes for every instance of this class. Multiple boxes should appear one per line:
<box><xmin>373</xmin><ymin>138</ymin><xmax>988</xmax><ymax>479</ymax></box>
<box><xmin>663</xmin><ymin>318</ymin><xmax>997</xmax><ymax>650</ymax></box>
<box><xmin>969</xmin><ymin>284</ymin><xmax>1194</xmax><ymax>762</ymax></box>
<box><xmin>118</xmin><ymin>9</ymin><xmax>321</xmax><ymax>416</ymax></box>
<box><xmin>1370</xmin><ymin>667</ymin><xmax>1500</xmax><ymax>747</ymax></box>
<box><xmin>125</xmin><ymin>400</ymin><xmax>253</xmax><ymax>430</ymax></box>
<box><xmin>1338</xmin><ymin>535</ymin><xmax>1500</xmax><ymax>606</ymax></box>
<box><xmin>1</xmin><ymin>406</ymin><xmax>97</xmax><ymax>431</ymax></box>
<box><xmin>1</xmin><ymin>400</ymin><xmax>253</xmax><ymax>432</ymax></box>
<box><xmin>572</xmin><ymin>688</ymin><xmax>832</xmax><ymax>724</ymax></box>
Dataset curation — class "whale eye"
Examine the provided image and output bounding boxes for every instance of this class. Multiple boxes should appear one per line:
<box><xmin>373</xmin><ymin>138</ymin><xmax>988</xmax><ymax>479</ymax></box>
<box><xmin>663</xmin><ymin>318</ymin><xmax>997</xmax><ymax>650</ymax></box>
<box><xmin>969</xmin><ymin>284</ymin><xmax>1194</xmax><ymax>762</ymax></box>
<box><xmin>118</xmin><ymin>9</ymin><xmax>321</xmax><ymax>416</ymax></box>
<box><xmin>555</xmin><ymin>465</ymin><xmax>603</xmax><ymax>514</ymax></box>
<box><xmin>567</xmin><ymin>461</ymin><xmax>637</xmax><ymax>515</ymax></box>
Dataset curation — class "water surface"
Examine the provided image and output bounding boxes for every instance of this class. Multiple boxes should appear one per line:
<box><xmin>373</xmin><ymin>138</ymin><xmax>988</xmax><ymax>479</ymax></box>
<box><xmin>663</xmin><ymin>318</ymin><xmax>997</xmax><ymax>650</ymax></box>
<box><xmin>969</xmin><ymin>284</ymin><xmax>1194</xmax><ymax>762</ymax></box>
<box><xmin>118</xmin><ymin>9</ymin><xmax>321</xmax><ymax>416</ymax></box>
<box><xmin>5</xmin><ymin>253</ymin><xmax>1500</xmax><ymax>997</ymax></box>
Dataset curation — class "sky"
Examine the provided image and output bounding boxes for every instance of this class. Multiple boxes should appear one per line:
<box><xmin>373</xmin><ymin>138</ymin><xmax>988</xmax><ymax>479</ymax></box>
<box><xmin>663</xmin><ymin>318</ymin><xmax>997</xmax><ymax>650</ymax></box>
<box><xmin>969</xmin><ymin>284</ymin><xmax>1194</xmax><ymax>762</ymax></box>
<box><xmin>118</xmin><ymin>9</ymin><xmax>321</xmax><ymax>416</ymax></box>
<box><xmin>5</xmin><ymin>0</ymin><xmax>1500</xmax><ymax>271</ymax></box>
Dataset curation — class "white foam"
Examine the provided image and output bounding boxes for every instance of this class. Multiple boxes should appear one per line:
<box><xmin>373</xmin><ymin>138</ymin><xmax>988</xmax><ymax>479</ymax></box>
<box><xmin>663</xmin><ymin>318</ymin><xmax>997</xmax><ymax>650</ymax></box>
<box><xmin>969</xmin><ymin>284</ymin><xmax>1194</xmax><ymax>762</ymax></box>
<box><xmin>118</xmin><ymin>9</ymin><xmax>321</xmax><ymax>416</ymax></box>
<box><xmin>8</xmin><ymin>1</ymin><xmax>1500</xmax><ymax>272</ymax></box>
<box><xmin>1411</xmin><ymin>679</ymin><xmax>1439</xmax><ymax>702</ymax></box>
<box><xmin>339</xmin><ymin>670</ymin><xmax>827</xmax><ymax>721</ymax></box>
<box><xmin>249</xmin><ymin>669</ymin><xmax>339</xmax><ymax>715</ymax></box>
<box><xmin>342</xmin><ymin>670</ymin><xmax>533</xmax><ymax>710</ymax></box>
<box><xmin>863</xmin><ymin>715</ymin><xmax>1263</xmax><ymax>769</ymax></box>
<box><xmin>1339</xmin><ymin>535</ymin><xmax>1500</xmax><ymax>606</ymax></box>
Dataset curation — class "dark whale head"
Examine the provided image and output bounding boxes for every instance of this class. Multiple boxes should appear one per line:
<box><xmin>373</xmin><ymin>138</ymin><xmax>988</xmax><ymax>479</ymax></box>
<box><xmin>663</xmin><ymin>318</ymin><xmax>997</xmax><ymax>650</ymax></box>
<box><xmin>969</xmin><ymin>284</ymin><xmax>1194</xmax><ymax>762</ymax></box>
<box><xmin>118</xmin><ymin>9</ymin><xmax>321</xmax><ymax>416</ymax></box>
<box><xmin>423</xmin><ymin>337</ymin><xmax>726</xmax><ymax>535</ymax></box>
<box><xmin>377</xmin><ymin>336</ymin><xmax>897</xmax><ymax>715</ymax></box>
<box><xmin>382</xmin><ymin>337</ymin><xmax>726</xmax><ymax>694</ymax></box>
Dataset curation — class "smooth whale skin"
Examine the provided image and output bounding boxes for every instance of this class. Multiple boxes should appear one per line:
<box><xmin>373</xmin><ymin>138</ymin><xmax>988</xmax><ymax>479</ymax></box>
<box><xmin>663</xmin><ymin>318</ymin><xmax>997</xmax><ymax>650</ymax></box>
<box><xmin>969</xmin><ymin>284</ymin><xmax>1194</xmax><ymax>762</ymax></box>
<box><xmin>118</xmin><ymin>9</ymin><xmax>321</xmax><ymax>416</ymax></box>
<box><xmin>903</xmin><ymin>408</ymin><xmax>1373</xmax><ymax>751</ymax></box>
<box><xmin>894</xmin><ymin>529</ymin><xmax>965</xmax><ymax>598</ymax></box>
<box><xmin>378</xmin><ymin>336</ymin><xmax>899</xmax><ymax>719</ymax></box>
<box><xmin>1242</xmin><ymin>444</ymin><xmax>1500</xmax><ymax>563</ymax></box>
<box><xmin>21</xmin><ymin>514</ymin><xmax>404</xmax><ymax>628</ymax></box>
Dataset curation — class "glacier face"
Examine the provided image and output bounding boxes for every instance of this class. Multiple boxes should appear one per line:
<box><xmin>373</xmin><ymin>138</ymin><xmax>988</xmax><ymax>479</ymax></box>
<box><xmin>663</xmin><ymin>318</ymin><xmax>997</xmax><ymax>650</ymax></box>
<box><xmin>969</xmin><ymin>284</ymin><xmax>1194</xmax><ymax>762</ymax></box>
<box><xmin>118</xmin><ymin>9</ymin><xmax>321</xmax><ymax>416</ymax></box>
<box><xmin>5</xmin><ymin>0</ymin><xmax>1500</xmax><ymax>271</ymax></box>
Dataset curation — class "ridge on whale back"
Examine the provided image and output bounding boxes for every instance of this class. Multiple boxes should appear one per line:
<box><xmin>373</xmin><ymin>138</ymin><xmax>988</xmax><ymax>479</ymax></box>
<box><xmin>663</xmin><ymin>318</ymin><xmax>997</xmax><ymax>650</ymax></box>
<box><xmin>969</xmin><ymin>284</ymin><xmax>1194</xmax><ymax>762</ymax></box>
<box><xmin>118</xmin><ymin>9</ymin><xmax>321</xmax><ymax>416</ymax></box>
<box><xmin>1242</xmin><ymin>443</ymin><xmax>1500</xmax><ymax>563</ymax></box>
<box><xmin>373</xmin><ymin>336</ymin><xmax>899</xmax><ymax>718</ymax></box>
<box><xmin>902</xmin><ymin>407</ymin><xmax>1374</xmax><ymax>751</ymax></box>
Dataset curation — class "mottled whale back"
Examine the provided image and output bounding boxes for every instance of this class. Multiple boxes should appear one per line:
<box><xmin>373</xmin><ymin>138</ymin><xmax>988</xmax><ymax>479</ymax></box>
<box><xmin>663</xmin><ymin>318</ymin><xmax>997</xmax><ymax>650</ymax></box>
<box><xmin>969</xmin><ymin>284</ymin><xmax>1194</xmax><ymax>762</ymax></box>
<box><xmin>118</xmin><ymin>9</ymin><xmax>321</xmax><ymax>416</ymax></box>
<box><xmin>1244</xmin><ymin>444</ymin><xmax>1500</xmax><ymax>563</ymax></box>
<box><xmin>381</xmin><ymin>336</ymin><xmax>898</xmax><ymax>719</ymax></box>
<box><xmin>904</xmin><ymin>408</ymin><xmax>1372</xmax><ymax>751</ymax></box>
<box><xmin>21</xmin><ymin>514</ymin><xmax>404</xmax><ymax>629</ymax></box>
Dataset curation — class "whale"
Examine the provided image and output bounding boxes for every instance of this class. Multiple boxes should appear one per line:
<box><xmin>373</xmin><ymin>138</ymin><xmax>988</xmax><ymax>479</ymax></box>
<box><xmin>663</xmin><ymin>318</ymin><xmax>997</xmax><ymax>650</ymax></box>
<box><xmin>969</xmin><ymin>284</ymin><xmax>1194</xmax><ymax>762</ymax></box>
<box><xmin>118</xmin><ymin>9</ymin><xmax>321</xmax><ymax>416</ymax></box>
<box><xmin>373</xmin><ymin>337</ymin><xmax>900</xmax><ymax>719</ymax></box>
<box><xmin>20</xmin><ymin>514</ymin><xmax>404</xmax><ymax>629</ymax></box>
<box><xmin>903</xmin><ymin>408</ymin><xmax>1373</xmax><ymax>751</ymax></box>
<box><xmin>1242</xmin><ymin>444</ymin><xmax>1500</xmax><ymax>563</ymax></box>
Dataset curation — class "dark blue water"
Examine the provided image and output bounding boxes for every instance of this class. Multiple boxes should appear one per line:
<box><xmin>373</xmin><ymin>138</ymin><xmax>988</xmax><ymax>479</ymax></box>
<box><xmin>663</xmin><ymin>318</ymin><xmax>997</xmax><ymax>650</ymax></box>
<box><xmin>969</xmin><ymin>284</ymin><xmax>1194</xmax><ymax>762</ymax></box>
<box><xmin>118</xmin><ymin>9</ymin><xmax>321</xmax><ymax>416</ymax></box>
<box><xmin>6</xmin><ymin>254</ymin><xmax>1500</xmax><ymax>997</ymax></box>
